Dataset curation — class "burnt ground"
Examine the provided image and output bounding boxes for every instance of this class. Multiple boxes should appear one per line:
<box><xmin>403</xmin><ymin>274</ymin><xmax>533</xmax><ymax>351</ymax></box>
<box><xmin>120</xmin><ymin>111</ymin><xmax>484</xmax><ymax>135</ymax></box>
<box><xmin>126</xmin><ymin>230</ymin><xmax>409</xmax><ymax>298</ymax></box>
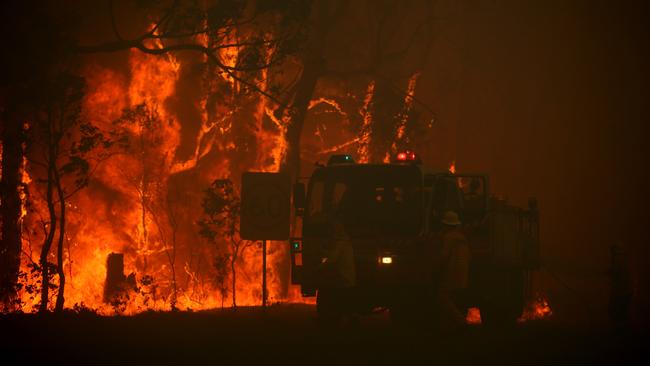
<box><xmin>1</xmin><ymin>304</ymin><xmax>647</xmax><ymax>365</ymax></box>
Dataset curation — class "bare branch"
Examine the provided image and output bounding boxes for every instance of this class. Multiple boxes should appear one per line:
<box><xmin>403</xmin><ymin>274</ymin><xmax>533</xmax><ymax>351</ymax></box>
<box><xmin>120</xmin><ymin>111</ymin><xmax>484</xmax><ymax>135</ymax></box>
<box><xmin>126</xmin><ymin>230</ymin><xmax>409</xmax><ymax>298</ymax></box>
<box><xmin>149</xmin><ymin>0</ymin><xmax>179</xmax><ymax>37</ymax></box>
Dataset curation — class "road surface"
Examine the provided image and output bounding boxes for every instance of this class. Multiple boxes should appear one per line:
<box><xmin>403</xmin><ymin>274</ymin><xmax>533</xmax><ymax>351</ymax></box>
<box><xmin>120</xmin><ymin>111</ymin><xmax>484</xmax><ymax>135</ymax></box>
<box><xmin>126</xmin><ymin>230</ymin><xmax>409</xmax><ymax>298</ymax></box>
<box><xmin>1</xmin><ymin>304</ymin><xmax>646</xmax><ymax>365</ymax></box>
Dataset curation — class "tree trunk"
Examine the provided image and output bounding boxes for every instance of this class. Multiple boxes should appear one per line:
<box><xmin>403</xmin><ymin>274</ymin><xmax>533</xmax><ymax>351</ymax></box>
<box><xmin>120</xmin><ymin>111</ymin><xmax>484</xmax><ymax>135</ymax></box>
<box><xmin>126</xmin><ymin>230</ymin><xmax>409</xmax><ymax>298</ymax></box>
<box><xmin>54</xmin><ymin>165</ymin><xmax>66</xmax><ymax>312</ymax></box>
<box><xmin>231</xmin><ymin>250</ymin><xmax>237</xmax><ymax>308</ymax></box>
<box><xmin>0</xmin><ymin>116</ymin><xmax>24</xmax><ymax>306</ymax></box>
<box><xmin>275</xmin><ymin>54</ymin><xmax>323</xmax><ymax>300</ymax></box>
<box><xmin>168</xmin><ymin>222</ymin><xmax>177</xmax><ymax>310</ymax></box>
<box><xmin>39</xmin><ymin>160</ymin><xmax>57</xmax><ymax>313</ymax></box>
<box><xmin>281</xmin><ymin>55</ymin><xmax>324</xmax><ymax>178</ymax></box>
<box><xmin>367</xmin><ymin>79</ymin><xmax>404</xmax><ymax>162</ymax></box>
<box><xmin>141</xmin><ymin>188</ymin><xmax>148</xmax><ymax>272</ymax></box>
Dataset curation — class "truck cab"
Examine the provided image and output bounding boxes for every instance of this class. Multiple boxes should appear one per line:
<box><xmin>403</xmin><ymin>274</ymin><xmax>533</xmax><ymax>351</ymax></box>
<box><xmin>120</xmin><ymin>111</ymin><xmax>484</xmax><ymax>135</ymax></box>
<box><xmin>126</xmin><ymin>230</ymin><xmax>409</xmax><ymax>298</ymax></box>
<box><xmin>290</xmin><ymin>152</ymin><xmax>539</xmax><ymax>324</ymax></box>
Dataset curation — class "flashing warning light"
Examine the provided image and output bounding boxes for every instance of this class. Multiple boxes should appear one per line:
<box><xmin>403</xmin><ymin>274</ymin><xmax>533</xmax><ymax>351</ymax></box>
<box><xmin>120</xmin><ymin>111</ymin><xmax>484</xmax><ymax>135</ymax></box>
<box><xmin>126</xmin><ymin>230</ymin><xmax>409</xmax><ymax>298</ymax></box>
<box><xmin>327</xmin><ymin>154</ymin><xmax>355</xmax><ymax>166</ymax></box>
<box><xmin>449</xmin><ymin>160</ymin><xmax>456</xmax><ymax>174</ymax></box>
<box><xmin>380</xmin><ymin>256</ymin><xmax>393</xmax><ymax>264</ymax></box>
<box><xmin>393</xmin><ymin>150</ymin><xmax>420</xmax><ymax>164</ymax></box>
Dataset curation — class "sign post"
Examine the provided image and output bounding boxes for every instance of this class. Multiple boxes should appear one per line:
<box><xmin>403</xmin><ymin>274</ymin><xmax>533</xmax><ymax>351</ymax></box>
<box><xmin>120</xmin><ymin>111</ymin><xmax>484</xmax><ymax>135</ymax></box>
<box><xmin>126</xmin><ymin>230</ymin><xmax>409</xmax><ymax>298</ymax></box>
<box><xmin>240</xmin><ymin>172</ymin><xmax>291</xmax><ymax>307</ymax></box>
<box><xmin>262</xmin><ymin>240</ymin><xmax>267</xmax><ymax>307</ymax></box>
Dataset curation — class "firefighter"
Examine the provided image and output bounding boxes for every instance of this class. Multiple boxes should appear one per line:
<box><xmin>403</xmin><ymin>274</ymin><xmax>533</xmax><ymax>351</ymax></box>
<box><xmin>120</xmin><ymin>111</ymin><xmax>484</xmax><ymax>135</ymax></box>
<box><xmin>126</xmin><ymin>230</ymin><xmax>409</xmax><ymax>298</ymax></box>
<box><xmin>316</xmin><ymin>204</ymin><xmax>357</xmax><ymax>324</ymax></box>
<box><xmin>437</xmin><ymin>210</ymin><xmax>471</xmax><ymax>328</ymax></box>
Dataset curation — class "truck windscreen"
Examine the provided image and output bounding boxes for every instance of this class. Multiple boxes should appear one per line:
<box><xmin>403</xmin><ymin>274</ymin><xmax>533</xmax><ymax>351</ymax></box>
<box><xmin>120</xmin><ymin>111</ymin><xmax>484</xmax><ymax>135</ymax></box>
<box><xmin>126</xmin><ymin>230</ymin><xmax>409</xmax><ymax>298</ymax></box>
<box><xmin>306</xmin><ymin>165</ymin><xmax>422</xmax><ymax>238</ymax></box>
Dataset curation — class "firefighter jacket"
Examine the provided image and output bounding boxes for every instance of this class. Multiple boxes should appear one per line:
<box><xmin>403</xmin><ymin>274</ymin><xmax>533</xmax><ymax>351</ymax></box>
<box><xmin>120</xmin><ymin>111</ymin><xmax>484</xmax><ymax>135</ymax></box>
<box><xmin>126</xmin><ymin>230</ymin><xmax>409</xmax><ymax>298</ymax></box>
<box><xmin>440</xmin><ymin>228</ymin><xmax>470</xmax><ymax>290</ymax></box>
<box><xmin>319</xmin><ymin>219</ymin><xmax>356</xmax><ymax>288</ymax></box>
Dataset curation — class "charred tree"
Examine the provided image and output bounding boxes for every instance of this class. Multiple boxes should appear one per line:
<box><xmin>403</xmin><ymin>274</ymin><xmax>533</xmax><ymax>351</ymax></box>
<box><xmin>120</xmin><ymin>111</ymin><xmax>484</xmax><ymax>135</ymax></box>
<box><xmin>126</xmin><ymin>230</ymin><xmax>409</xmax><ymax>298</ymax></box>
<box><xmin>1</xmin><ymin>0</ymin><xmax>106</xmax><ymax>311</ymax></box>
<box><xmin>280</xmin><ymin>54</ymin><xmax>325</xmax><ymax>177</ymax></box>
<box><xmin>0</xmin><ymin>117</ymin><xmax>26</xmax><ymax>306</ymax></box>
<box><xmin>1</xmin><ymin>0</ymin><xmax>61</xmax><ymax>308</ymax></box>
<box><xmin>213</xmin><ymin>253</ymin><xmax>229</xmax><ymax>308</ymax></box>
<box><xmin>367</xmin><ymin>79</ymin><xmax>405</xmax><ymax>162</ymax></box>
<box><xmin>38</xmin><ymin>134</ymin><xmax>58</xmax><ymax>313</ymax></box>
<box><xmin>29</xmin><ymin>73</ymin><xmax>107</xmax><ymax>312</ymax></box>
<box><xmin>104</xmin><ymin>253</ymin><xmax>136</xmax><ymax>305</ymax></box>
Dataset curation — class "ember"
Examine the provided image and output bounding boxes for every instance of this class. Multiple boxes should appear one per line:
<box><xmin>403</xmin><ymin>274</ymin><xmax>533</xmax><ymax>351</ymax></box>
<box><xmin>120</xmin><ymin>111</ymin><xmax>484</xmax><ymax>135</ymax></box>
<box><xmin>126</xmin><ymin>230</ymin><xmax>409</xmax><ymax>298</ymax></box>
<box><xmin>519</xmin><ymin>295</ymin><xmax>553</xmax><ymax>322</ymax></box>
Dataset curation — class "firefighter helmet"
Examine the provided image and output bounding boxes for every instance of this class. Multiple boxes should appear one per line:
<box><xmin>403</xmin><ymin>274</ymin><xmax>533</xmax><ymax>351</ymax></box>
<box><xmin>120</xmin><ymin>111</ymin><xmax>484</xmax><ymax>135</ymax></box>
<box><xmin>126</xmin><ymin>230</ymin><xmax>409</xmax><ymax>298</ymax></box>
<box><xmin>441</xmin><ymin>210</ymin><xmax>461</xmax><ymax>226</ymax></box>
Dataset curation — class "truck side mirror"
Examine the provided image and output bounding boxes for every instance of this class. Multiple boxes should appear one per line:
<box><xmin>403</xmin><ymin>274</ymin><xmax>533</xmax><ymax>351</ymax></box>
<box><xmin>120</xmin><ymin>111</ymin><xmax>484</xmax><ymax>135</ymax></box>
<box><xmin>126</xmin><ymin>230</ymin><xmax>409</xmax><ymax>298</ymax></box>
<box><xmin>293</xmin><ymin>182</ymin><xmax>306</xmax><ymax>214</ymax></box>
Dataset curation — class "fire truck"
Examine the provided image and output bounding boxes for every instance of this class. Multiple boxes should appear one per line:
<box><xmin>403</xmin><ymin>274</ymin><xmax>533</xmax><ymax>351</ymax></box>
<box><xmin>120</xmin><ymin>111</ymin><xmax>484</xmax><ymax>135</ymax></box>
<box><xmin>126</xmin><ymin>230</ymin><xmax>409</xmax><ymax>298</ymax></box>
<box><xmin>290</xmin><ymin>152</ymin><xmax>540</xmax><ymax>324</ymax></box>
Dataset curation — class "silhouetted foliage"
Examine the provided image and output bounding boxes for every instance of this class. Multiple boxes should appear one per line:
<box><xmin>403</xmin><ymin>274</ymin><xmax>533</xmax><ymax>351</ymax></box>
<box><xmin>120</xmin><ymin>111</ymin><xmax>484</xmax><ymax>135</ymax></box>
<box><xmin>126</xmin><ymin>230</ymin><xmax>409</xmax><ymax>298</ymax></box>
<box><xmin>198</xmin><ymin>178</ymin><xmax>252</xmax><ymax>308</ymax></box>
<box><xmin>27</xmin><ymin>71</ymin><xmax>111</xmax><ymax>312</ymax></box>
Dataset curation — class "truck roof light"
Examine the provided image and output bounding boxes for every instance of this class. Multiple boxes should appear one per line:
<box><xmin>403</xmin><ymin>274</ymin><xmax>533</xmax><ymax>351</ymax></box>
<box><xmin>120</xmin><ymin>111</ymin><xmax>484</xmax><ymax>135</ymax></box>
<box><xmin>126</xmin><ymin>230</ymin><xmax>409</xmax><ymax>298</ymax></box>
<box><xmin>327</xmin><ymin>154</ymin><xmax>355</xmax><ymax>166</ymax></box>
<box><xmin>393</xmin><ymin>150</ymin><xmax>421</xmax><ymax>164</ymax></box>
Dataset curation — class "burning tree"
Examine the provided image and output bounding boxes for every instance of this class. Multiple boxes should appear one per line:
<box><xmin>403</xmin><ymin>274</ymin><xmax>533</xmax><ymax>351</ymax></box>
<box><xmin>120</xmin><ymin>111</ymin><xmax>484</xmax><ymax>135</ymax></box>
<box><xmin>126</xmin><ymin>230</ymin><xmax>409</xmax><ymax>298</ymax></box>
<box><xmin>1</xmin><ymin>0</ymin><xmax>439</xmax><ymax>312</ymax></box>
<box><xmin>198</xmin><ymin>178</ymin><xmax>252</xmax><ymax>308</ymax></box>
<box><xmin>76</xmin><ymin>0</ymin><xmax>320</xmax><ymax>177</ymax></box>
<box><xmin>75</xmin><ymin>0</ymin><xmax>438</xmax><ymax>195</ymax></box>
<box><xmin>1</xmin><ymin>0</ymin><xmax>83</xmax><ymax>309</ymax></box>
<box><xmin>111</xmin><ymin>102</ymin><xmax>184</xmax><ymax>309</ymax></box>
<box><xmin>150</xmin><ymin>189</ymin><xmax>182</xmax><ymax>310</ymax></box>
<box><xmin>113</xmin><ymin>104</ymin><xmax>166</xmax><ymax>272</ymax></box>
<box><xmin>26</xmin><ymin>72</ymin><xmax>110</xmax><ymax>312</ymax></box>
<box><xmin>213</xmin><ymin>252</ymin><xmax>230</xmax><ymax>308</ymax></box>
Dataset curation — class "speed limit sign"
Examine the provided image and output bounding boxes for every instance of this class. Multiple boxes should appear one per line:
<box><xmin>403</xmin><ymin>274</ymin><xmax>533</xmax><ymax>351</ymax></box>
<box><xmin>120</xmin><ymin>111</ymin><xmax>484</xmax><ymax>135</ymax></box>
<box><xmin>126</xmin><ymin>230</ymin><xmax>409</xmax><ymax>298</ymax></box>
<box><xmin>240</xmin><ymin>172</ymin><xmax>291</xmax><ymax>240</ymax></box>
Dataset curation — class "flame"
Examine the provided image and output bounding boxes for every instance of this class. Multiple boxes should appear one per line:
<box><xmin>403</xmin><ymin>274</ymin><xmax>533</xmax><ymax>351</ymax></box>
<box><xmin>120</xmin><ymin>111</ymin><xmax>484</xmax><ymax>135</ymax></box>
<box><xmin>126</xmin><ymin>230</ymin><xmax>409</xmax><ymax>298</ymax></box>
<box><xmin>318</xmin><ymin>137</ymin><xmax>361</xmax><ymax>155</ymax></box>
<box><xmin>11</xmin><ymin>23</ymin><xmax>426</xmax><ymax>314</ymax></box>
<box><xmin>356</xmin><ymin>81</ymin><xmax>375</xmax><ymax>163</ymax></box>
<box><xmin>218</xmin><ymin>32</ymin><xmax>240</xmax><ymax>88</ymax></box>
<box><xmin>254</xmin><ymin>42</ymin><xmax>286</xmax><ymax>173</ymax></box>
<box><xmin>308</xmin><ymin>97</ymin><xmax>348</xmax><ymax>118</ymax></box>
<box><xmin>466</xmin><ymin>307</ymin><xmax>482</xmax><ymax>324</ymax></box>
<box><xmin>465</xmin><ymin>295</ymin><xmax>553</xmax><ymax>325</ymax></box>
<box><xmin>14</xmin><ymin>28</ymin><xmax>309</xmax><ymax>313</ymax></box>
<box><xmin>18</xmin><ymin>130</ymin><xmax>31</xmax><ymax>224</ymax></box>
<box><xmin>391</xmin><ymin>72</ymin><xmax>420</xmax><ymax>152</ymax></box>
<box><xmin>449</xmin><ymin>160</ymin><xmax>456</xmax><ymax>174</ymax></box>
<box><xmin>519</xmin><ymin>295</ymin><xmax>553</xmax><ymax>322</ymax></box>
